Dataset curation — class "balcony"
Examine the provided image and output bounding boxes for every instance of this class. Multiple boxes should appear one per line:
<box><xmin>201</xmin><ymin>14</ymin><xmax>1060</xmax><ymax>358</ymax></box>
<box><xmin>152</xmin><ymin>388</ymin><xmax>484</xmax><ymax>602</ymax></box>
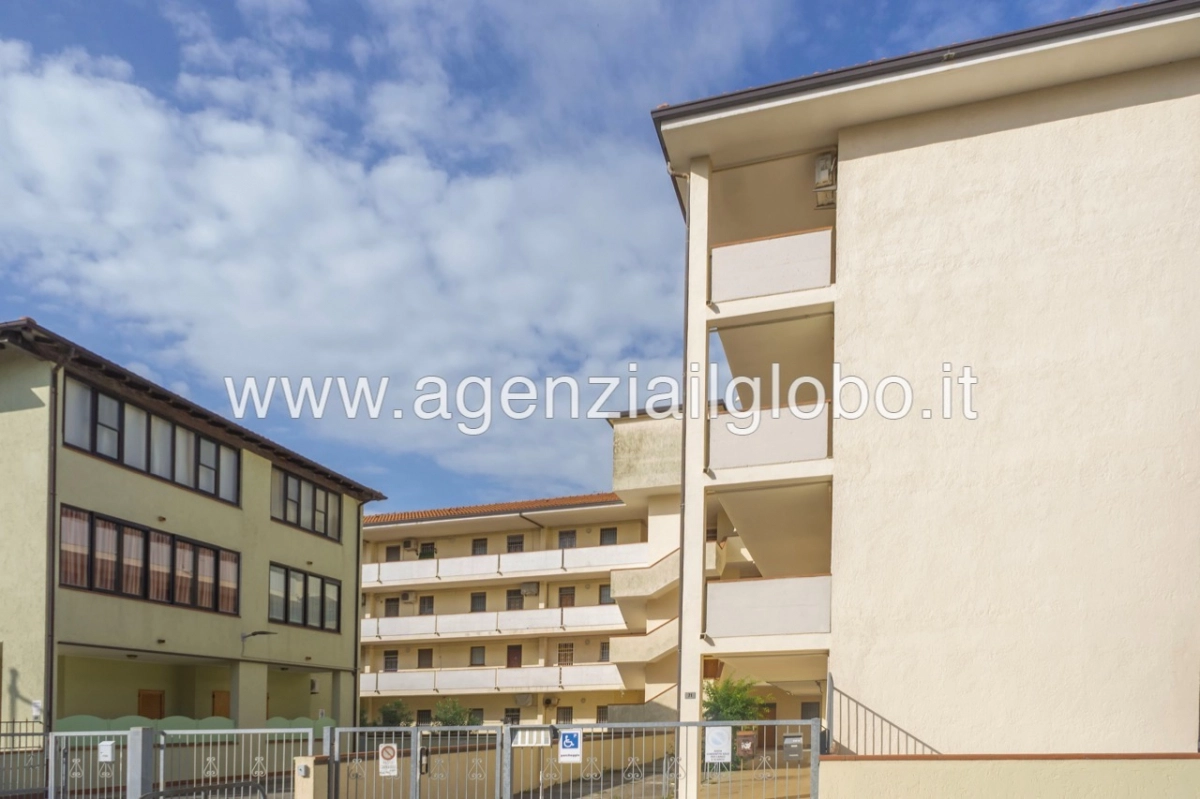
<box><xmin>708</xmin><ymin>404</ymin><xmax>830</xmax><ymax>473</ymax></box>
<box><xmin>362</xmin><ymin>542</ymin><xmax>651</xmax><ymax>589</ymax></box>
<box><xmin>361</xmin><ymin>604</ymin><xmax>629</xmax><ymax>641</ymax></box>
<box><xmin>705</xmin><ymin>575</ymin><xmax>831</xmax><ymax>639</ymax></box>
<box><xmin>360</xmin><ymin>664</ymin><xmax>626</xmax><ymax>695</ymax></box>
<box><xmin>610</xmin><ymin>618</ymin><xmax>678</xmax><ymax>665</ymax></box>
<box><xmin>710</xmin><ymin>228</ymin><xmax>832</xmax><ymax>304</ymax></box>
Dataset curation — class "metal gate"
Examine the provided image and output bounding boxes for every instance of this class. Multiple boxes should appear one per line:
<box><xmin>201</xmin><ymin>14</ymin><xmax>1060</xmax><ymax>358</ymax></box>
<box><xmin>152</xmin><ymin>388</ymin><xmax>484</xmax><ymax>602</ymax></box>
<box><xmin>156</xmin><ymin>729</ymin><xmax>313</xmax><ymax>799</ymax></box>
<box><xmin>331</xmin><ymin>720</ymin><xmax>820</xmax><ymax>799</ymax></box>
<box><xmin>48</xmin><ymin>732</ymin><xmax>128</xmax><ymax>799</ymax></box>
<box><xmin>0</xmin><ymin>723</ymin><xmax>47</xmax><ymax>799</ymax></box>
<box><xmin>330</xmin><ymin>726</ymin><xmax>502</xmax><ymax>799</ymax></box>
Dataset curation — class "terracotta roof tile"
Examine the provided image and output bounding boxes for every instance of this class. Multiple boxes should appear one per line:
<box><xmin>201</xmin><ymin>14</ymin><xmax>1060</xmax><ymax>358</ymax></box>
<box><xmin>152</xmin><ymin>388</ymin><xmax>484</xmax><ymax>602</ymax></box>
<box><xmin>364</xmin><ymin>492</ymin><xmax>622</xmax><ymax>525</ymax></box>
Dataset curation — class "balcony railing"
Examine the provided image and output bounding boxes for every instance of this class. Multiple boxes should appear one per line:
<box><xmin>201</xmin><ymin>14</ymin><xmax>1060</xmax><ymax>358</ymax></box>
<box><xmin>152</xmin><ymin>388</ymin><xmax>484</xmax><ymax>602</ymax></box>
<box><xmin>705</xmin><ymin>575</ymin><xmax>831</xmax><ymax>638</ymax></box>
<box><xmin>710</xmin><ymin>227</ymin><xmax>833</xmax><ymax>303</ymax></box>
<box><xmin>361</xmin><ymin>604</ymin><xmax>628</xmax><ymax>640</ymax></box>
<box><xmin>360</xmin><ymin>664</ymin><xmax>625</xmax><ymax>694</ymax></box>
<box><xmin>363</xmin><ymin>542</ymin><xmax>650</xmax><ymax>587</ymax></box>
<box><xmin>708</xmin><ymin>403</ymin><xmax>830</xmax><ymax>471</ymax></box>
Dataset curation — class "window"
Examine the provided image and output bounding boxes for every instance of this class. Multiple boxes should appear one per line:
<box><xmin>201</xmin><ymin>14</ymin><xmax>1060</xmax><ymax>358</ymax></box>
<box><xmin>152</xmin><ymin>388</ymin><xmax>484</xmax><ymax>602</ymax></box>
<box><xmin>506</xmin><ymin>535</ymin><xmax>524</xmax><ymax>553</ymax></box>
<box><xmin>418</xmin><ymin>596</ymin><xmax>434</xmax><ymax>616</ymax></box>
<box><xmin>196</xmin><ymin>547</ymin><xmax>216</xmax><ymax>610</ymax></box>
<box><xmin>121</xmin><ymin>527</ymin><xmax>145</xmax><ymax>596</ymax></box>
<box><xmin>383</xmin><ymin>650</ymin><xmax>398</xmax><ymax>672</ymax></box>
<box><xmin>600</xmin><ymin>527</ymin><xmax>618</xmax><ymax>546</ymax></box>
<box><xmin>470</xmin><ymin>593</ymin><xmax>486</xmax><ymax>613</ymax></box>
<box><xmin>599</xmin><ymin>642</ymin><xmax>610</xmax><ymax>662</ymax></box>
<box><xmin>59</xmin><ymin>507</ymin><xmax>238</xmax><ymax>614</ymax></box>
<box><xmin>557</xmin><ymin>643</ymin><xmax>574</xmax><ymax>666</ymax></box>
<box><xmin>219</xmin><ymin>551</ymin><xmax>239</xmax><ymax>613</ymax></box>
<box><xmin>558</xmin><ymin>530</ymin><xmax>576</xmax><ymax>549</ymax></box>
<box><xmin>706</xmin><ymin>528</ymin><xmax>719</xmax><ymax>542</ymax></box>
<box><xmin>59</xmin><ymin>507</ymin><xmax>89</xmax><ymax>588</ymax></box>
<box><xmin>384</xmin><ymin>598</ymin><xmax>400</xmax><ymax>617</ymax></box>
<box><xmin>596</xmin><ymin>706</ymin><xmax>609</xmax><ymax>723</ymax></box>
<box><xmin>270</xmin><ymin>466</ymin><xmax>340</xmax><ymax>539</ymax></box>
<box><xmin>468</xmin><ymin>708</ymin><xmax>484</xmax><ymax>725</ymax></box>
<box><xmin>385</xmin><ymin>545</ymin><xmax>401</xmax><ymax>562</ymax></box>
<box><xmin>599</xmin><ymin>585</ymin><xmax>613</xmax><ymax>605</ymax></box>
<box><xmin>418</xmin><ymin>542</ymin><xmax>436</xmax><ymax>559</ymax></box>
<box><xmin>269</xmin><ymin>565</ymin><xmax>287</xmax><ymax>621</ymax></box>
<box><xmin>801</xmin><ymin>702</ymin><xmax>821</xmax><ymax>720</ymax></box>
<box><xmin>417</xmin><ymin>649</ymin><xmax>433</xmax><ymax>669</ymax></box>
<box><xmin>506</xmin><ymin>589</ymin><xmax>524</xmax><ymax>611</ymax></box>
<box><xmin>470</xmin><ymin>646</ymin><xmax>485</xmax><ymax>666</ymax></box>
<box><xmin>472</xmin><ymin>538</ymin><xmax>488</xmax><ymax>556</ymax></box>
<box><xmin>417</xmin><ymin>710</ymin><xmax>432</xmax><ymax>726</ymax></box>
<box><xmin>558</xmin><ymin>586</ymin><xmax>575</xmax><ymax>608</ymax></box>
<box><xmin>271</xmin><ymin>563</ymin><xmax>340</xmax><ymax>630</ymax></box>
<box><xmin>556</xmin><ymin>707</ymin><xmax>573</xmax><ymax>724</ymax></box>
<box><xmin>62</xmin><ymin>377</ymin><xmax>241</xmax><ymax>503</ymax></box>
<box><xmin>503</xmin><ymin>708</ymin><xmax>521</xmax><ymax>725</ymax></box>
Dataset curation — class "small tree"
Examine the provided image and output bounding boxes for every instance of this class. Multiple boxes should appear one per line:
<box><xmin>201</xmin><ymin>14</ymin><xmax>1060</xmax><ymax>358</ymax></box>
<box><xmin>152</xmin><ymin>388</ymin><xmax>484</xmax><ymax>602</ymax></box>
<box><xmin>432</xmin><ymin>698</ymin><xmax>472</xmax><ymax>727</ymax></box>
<box><xmin>378</xmin><ymin>700</ymin><xmax>414</xmax><ymax>727</ymax></box>
<box><xmin>702</xmin><ymin>677</ymin><xmax>770</xmax><ymax>722</ymax></box>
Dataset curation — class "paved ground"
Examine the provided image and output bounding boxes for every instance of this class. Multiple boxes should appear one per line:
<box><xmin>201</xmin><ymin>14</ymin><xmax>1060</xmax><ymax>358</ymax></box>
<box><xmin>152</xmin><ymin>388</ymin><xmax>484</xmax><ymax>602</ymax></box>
<box><xmin>513</xmin><ymin>763</ymin><xmax>812</xmax><ymax>799</ymax></box>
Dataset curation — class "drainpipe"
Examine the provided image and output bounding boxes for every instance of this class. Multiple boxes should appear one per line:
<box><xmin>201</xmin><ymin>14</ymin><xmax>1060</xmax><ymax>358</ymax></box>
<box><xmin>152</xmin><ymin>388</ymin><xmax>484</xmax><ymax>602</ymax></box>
<box><xmin>44</xmin><ymin>343</ymin><xmax>75</xmax><ymax>729</ymax></box>
<box><xmin>669</xmin><ymin>167</ymin><xmax>691</xmax><ymax>717</ymax></box>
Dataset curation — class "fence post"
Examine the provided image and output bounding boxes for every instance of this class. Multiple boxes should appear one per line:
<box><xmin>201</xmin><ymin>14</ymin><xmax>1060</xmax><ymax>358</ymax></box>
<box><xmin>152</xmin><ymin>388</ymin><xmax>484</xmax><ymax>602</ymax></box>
<box><xmin>127</xmin><ymin>728</ymin><xmax>155</xmax><ymax>799</ymax></box>
<box><xmin>500</xmin><ymin>726</ymin><xmax>513</xmax><ymax>799</ymax></box>
<box><xmin>321</xmin><ymin>726</ymin><xmax>330</xmax><ymax>757</ymax></box>
<box><xmin>810</xmin><ymin>718</ymin><xmax>821</xmax><ymax>799</ymax></box>
<box><xmin>824</xmin><ymin>671</ymin><xmax>834</xmax><ymax>754</ymax></box>
<box><xmin>408</xmin><ymin>728</ymin><xmax>421</xmax><ymax>799</ymax></box>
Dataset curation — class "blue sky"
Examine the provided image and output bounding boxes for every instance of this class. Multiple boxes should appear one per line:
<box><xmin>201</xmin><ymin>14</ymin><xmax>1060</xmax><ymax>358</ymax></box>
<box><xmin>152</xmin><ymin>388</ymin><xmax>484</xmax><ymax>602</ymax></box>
<box><xmin>0</xmin><ymin>0</ymin><xmax>1110</xmax><ymax>513</ymax></box>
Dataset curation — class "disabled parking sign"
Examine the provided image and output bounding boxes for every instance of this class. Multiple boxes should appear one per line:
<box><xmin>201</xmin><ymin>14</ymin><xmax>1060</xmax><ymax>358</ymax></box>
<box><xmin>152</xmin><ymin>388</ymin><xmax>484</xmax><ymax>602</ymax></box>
<box><xmin>558</xmin><ymin>729</ymin><xmax>582</xmax><ymax>764</ymax></box>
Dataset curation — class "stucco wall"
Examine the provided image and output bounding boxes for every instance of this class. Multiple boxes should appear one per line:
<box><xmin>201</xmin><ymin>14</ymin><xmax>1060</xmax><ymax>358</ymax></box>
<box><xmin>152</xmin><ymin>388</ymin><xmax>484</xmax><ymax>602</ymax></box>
<box><xmin>820</xmin><ymin>757</ymin><xmax>1200</xmax><ymax>798</ymax></box>
<box><xmin>831</xmin><ymin>58</ymin><xmax>1200</xmax><ymax>752</ymax></box>
<box><xmin>0</xmin><ymin>349</ymin><xmax>50</xmax><ymax>724</ymax></box>
<box><xmin>611</xmin><ymin>416</ymin><xmax>681</xmax><ymax>495</ymax></box>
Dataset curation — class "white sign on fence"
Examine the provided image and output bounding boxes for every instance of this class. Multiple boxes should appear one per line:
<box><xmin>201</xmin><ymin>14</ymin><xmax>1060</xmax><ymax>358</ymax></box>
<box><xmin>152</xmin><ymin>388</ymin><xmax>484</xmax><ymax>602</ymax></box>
<box><xmin>558</xmin><ymin>729</ymin><xmax>582</xmax><ymax>764</ymax></box>
<box><xmin>378</xmin><ymin>743</ymin><xmax>399</xmax><ymax>777</ymax></box>
<box><xmin>704</xmin><ymin>727</ymin><xmax>732</xmax><ymax>764</ymax></box>
<box><xmin>97</xmin><ymin>742</ymin><xmax>115</xmax><ymax>764</ymax></box>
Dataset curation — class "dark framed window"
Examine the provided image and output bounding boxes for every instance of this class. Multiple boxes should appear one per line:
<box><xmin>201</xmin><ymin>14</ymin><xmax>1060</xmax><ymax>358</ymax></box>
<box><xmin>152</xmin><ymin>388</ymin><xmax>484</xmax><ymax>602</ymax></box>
<box><xmin>558</xmin><ymin>530</ymin><xmax>576</xmax><ymax>549</ymax></box>
<box><xmin>418</xmin><ymin>596</ymin><xmax>434</xmax><ymax>616</ymax></box>
<box><xmin>503</xmin><ymin>708</ymin><xmax>520</xmax><ymax>725</ymax></box>
<box><xmin>596</xmin><ymin>706</ymin><xmax>609</xmax><ymax>723</ymax></box>
<box><xmin>269</xmin><ymin>562</ymin><xmax>341</xmax><ymax>631</ymax></box>
<box><xmin>599</xmin><ymin>585</ymin><xmax>613</xmax><ymax>605</ymax></box>
<box><xmin>417</xmin><ymin>710</ymin><xmax>432</xmax><ymax>725</ymax></box>
<box><xmin>62</xmin><ymin>377</ymin><xmax>240</xmax><ymax>504</ymax></box>
<box><xmin>470</xmin><ymin>646</ymin><xmax>485</xmax><ymax>666</ymax></box>
<box><xmin>418</xmin><ymin>542</ymin><xmax>436</xmax><ymax>559</ymax></box>
<box><xmin>470</xmin><ymin>593</ymin><xmax>486</xmax><ymax>613</ymax></box>
<box><xmin>385</xmin><ymin>545</ymin><xmax>401</xmax><ymax>562</ymax></box>
<box><xmin>557</xmin><ymin>643</ymin><xmax>574</xmax><ymax>666</ymax></box>
<box><xmin>417</xmin><ymin>649</ymin><xmax>433</xmax><ymax>669</ymax></box>
<box><xmin>383</xmin><ymin>650</ymin><xmax>398</xmax><ymax>672</ymax></box>
<box><xmin>506</xmin><ymin>589</ymin><xmax>524</xmax><ymax>611</ymax></box>
<box><xmin>506</xmin><ymin>535</ymin><xmax>524</xmax><ymax>553</ymax></box>
<box><xmin>270</xmin><ymin>466</ymin><xmax>341</xmax><ymax>540</ymax></box>
<box><xmin>58</xmin><ymin>506</ymin><xmax>238</xmax><ymax>615</ymax></box>
<box><xmin>468</xmin><ymin>708</ymin><xmax>484</xmax><ymax>725</ymax></box>
<box><xmin>558</xmin><ymin>586</ymin><xmax>575</xmax><ymax>608</ymax></box>
<box><xmin>599</xmin><ymin>642</ymin><xmax>610</xmax><ymax>662</ymax></box>
<box><xmin>472</xmin><ymin>538</ymin><xmax>488</xmax><ymax>556</ymax></box>
<box><xmin>600</xmin><ymin>527</ymin><xmax>618</xmax><ymax>546</ymax></box>
<box><xmin>384</xmin><ymin>598</ymin><xmax>400</xmax><ymax>617</ymax></box>
<box><xmin>556</xmin><ymin>707</ymin><xmax>573</xmax><ymax>724</ymax></box>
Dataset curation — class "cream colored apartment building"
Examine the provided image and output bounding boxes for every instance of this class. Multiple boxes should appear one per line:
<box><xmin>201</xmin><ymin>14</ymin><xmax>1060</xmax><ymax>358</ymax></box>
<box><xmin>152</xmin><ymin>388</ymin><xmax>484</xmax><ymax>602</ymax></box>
<box><xmin>0</xmin><ymin>319</ymin><xmax>383</xmax><ymax>729</ymax></box>
<box><xmin>649</xmin><ymin>0</ymin><xmax>1200</xmax><ymax>760</ymax></box>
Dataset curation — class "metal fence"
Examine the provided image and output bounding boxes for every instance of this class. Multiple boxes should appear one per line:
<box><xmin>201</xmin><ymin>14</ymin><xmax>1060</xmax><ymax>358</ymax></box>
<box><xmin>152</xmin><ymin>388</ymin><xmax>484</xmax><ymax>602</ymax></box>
<box><xmin>48</xmin><ymin>732</ymin><xmax>129</xmax><ymax>799</ymax></box>
<box><xmin>156</xmin><ymin>729</ymin><xmax>313</xmax><ymax>799</ymax></box>
<box><xmin>0</xmin><ymin>724</ymin><xmax>47</xmax><ymax>799</ymax></box>
<box><xmin>329</xmin><ymin>720</ymin><xmax>820</xmax><ymax>799</ymax></box>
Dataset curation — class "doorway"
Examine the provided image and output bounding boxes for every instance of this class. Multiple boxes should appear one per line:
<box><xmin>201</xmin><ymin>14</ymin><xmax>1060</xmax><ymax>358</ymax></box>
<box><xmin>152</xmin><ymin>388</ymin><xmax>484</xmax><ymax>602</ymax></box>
<box><xmin>757</xmin><ymin>702</ymin><xmax>778</xmax><ymax>749</ymax></box>
<box><xmin>212</xmin><ymin>690</ymin><xmax>231</xmax><ymax>718</ymax></box>
<box><xmin>506</xmin><ymin>645</ymin><xmax>522</xmax><ymax>668</ymax></box>
<box><xmin>137</xmin><ymin>690</ymin><xmax>165</xmax><ymax>720</ymax></box>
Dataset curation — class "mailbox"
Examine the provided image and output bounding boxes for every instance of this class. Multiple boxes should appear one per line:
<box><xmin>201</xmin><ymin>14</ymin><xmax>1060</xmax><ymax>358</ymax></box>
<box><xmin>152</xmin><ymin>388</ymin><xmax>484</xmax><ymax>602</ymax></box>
<box><xmin>97</xmin><ymin>741</ymin><xmax>115</xmax><ymax>764</ymax></box>
<box><xmin>781</xmin><ymin>734</ymin><xmax>806</xmax><ymax>764</ymax></box>
<box><xmin>735</xmin><ymin>731</ymin><xmax>757</xmax><ymax>759</ymax></box>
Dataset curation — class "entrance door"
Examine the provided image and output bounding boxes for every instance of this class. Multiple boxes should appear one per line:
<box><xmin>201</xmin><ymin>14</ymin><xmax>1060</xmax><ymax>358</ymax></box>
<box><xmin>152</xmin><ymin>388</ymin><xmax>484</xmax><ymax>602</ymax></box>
<box><xmin>212</xmin><ymin>690</ymin><xmax>231</xmax><ymax>718</ymax></box>
<box><xmin>506</xmin><ymin>645</ymin><xmax>522</xmax><ymax>668</ymax></box>
<box><xmin>758</xmin><ymin>702</ymin><xmax>777</xmax><ymax>750</ymax></box>
<box><xmin>138</xmin><ymin>689</ymin><xmax>165</xmax><ymax>720</ymax></box>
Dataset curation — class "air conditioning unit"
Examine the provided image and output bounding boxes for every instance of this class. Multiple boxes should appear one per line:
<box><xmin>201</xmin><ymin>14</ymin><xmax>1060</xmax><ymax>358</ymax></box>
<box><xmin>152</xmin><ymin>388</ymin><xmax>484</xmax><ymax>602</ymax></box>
<box><xmin>400</xmin><ymin>592</ymin><xmax>414</xmax><ymax>602</ymax></box>
<box><xmin>543</xmin><ymin>697</ymin><xmax>559</xmax><ymax>707</ymax></box>
<box><xmin>513</xmin><ymin>694</ymin><xmax>534</xmax><ymax>707</ymax></box>
<box><xmin>520</xmin><ymin>582</ymin><xmax>539</xmax><ymax>596</ymax></box>
<box><xmin>402</xmin><ymin>539</ymin><xmax>415</xmax><ymax>549</ymax></box>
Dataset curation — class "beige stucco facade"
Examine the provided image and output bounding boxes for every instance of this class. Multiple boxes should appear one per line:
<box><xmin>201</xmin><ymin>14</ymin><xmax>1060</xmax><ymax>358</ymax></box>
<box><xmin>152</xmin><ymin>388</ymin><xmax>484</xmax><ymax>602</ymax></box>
<box><xmin>0</xmin><ymin>322</ymin><xmax>381</xmax><ymax>729</ymax></box>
